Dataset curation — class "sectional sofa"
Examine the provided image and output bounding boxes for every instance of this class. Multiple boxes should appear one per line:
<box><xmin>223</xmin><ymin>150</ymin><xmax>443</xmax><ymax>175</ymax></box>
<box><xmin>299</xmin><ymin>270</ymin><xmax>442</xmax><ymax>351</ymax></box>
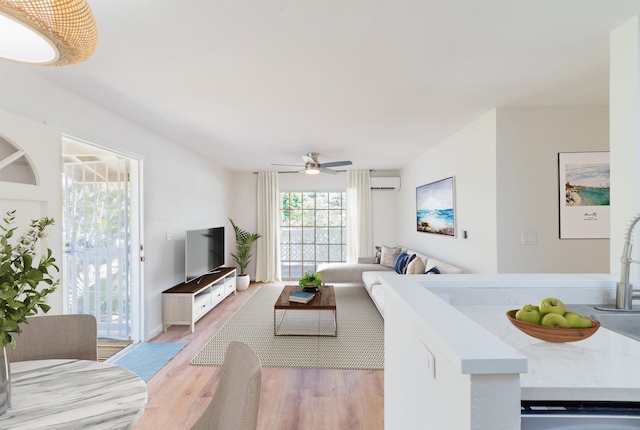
<box><xmin>317</xmin><ymin>246</ymin><xmax>467</xmax><ymax>317</ymax></box>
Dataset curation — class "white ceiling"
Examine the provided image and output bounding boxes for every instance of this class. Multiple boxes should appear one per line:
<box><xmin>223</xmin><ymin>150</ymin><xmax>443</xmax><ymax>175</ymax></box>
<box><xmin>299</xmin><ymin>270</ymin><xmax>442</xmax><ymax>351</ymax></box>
<box><xmin>27</xmin><ymin>1</ymin><xmax>640</xmax><ymax>173</ymax></box>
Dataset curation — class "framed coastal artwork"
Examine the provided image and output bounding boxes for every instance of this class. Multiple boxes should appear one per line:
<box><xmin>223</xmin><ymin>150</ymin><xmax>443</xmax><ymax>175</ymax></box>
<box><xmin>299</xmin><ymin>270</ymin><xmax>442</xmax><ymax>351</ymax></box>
<box><xmin>558</xmin><ymin>151</ymin><xmax>610</xmax><ymax>239</ymax></box>
<box><xmin>416</xmin><ymin>176</ymin><xmax>455</xmax><ymax>237</ymax></box>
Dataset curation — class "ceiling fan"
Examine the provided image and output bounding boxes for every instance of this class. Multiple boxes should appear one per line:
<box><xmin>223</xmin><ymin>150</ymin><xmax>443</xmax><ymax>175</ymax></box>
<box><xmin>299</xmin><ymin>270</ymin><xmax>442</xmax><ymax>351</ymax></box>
<box><xmin>272</xmin><ymin>152</ymin><xmax>352</xmax><ymax>175</ymax></box>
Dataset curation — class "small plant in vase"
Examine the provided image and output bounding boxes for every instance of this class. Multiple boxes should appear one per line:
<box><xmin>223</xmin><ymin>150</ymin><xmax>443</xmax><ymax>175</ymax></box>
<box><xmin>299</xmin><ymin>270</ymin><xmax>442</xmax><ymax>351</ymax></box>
<box><xmin>229</xmin><ymin>218</ymin><xmax>261</xmax><ymax>291</ymax></box>
<box><xmin>299</xmin><ymin>270</ymin><xmax>322</xmax><ymax>292</ymax></box>
<box><xmin>0</xmin><ymin>210</ymin><xmax>59</xmax><ymax>414</ymax></box>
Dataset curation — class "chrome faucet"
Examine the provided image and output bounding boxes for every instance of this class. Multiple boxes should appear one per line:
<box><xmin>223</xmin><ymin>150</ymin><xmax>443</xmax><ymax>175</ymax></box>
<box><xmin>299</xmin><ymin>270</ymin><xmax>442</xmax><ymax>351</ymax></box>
<box><xmin>615</xmin><ymin>214</ymin><xmax>640</xmax><ymax>310</ymax></box>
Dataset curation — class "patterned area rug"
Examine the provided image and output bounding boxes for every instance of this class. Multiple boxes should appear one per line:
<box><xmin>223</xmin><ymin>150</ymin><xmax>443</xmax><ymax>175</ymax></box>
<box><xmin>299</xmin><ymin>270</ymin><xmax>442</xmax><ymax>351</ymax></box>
<box><xmin>190</xmin><ymin>285</ymin><xmax>384</xmax><ymax>370</ymax></box>
<box><xmin>98</xmin><ymin>339</ymin><xmax>133</xmax><ymax>362</ymax></box>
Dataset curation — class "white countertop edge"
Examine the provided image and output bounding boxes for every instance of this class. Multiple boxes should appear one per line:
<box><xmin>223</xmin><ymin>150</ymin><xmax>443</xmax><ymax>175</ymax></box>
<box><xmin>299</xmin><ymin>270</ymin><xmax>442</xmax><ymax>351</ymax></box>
<box><xmin>381</xmin><ymin>273</ymin><xmax>528</xmax><ymax>375</ymax></box>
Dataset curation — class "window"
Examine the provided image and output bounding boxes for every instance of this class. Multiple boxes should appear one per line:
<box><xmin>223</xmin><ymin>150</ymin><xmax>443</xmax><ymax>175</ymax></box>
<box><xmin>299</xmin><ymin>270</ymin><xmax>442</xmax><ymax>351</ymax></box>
<box><xmin>280</xmin><ymin>191</ymin><xmax>346</xmax><ymax>280</ymax></box>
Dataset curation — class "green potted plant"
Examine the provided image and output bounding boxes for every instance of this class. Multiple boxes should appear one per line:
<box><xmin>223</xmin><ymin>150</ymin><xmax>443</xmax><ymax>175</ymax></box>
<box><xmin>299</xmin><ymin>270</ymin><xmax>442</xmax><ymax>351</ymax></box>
<box><xmin>0</xmin><ymin>210</ymin><xmax>59</xmax><ymax>414</ymax></box>
<box><xmin>229</xmin><ymin>218</ymin><xmax>261</xmax><ymax>291</ymax></box>
<box><xmin>299</xmin><ymin>270</ymin><xmax>322</xmax><ymax>292</ymax></box>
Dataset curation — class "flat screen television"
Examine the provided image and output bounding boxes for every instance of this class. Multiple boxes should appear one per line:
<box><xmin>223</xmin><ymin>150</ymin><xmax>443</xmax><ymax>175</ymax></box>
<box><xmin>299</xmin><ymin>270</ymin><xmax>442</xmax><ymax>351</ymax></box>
<box><xmin>185</xmin><ymin>227</ymin><xmax>225</xmax><ymax>283</ymax></box>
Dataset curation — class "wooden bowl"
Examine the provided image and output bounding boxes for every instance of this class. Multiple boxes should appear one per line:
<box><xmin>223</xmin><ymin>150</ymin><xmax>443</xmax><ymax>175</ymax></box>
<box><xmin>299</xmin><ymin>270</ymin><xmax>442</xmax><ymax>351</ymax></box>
<box><xmin>506</xmin><ymin>310</ymin><xmax>600</xmax><ymax>342</ymax></box>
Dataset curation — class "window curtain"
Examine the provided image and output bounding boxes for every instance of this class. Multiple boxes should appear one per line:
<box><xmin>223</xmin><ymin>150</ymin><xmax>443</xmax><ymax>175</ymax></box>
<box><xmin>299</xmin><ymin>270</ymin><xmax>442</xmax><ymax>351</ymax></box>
<box><xmin>256</xmin><ymin>172</ymin><xmax>281</xmax><ymax>282</ymax></box>
<box><xmin>346</xmin><ymin>169</ymin><xmax>373</xmax><ymax>263</ymax></box>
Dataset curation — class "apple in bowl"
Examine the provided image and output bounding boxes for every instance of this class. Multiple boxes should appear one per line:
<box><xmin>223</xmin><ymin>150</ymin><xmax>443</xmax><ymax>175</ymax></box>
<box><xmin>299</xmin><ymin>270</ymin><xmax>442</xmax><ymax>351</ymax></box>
<box><xmin>539</xmin><ymin>297</ymin><xmax>567</xmax><ymax>316</ymax></box>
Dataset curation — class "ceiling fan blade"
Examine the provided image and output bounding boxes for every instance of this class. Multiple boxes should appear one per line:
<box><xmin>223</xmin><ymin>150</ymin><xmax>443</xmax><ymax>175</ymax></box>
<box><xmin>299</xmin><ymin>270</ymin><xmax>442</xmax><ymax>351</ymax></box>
<box><xmin>271</xmin><ymin>163</ymin><xmax>304</xmax><ymax>167</ymax></box>
<box><xmin>320</xmin><ymin>167</ymin><xmax>339</xmax><ymax>175</ymax></box>
<box><xmin>321</xmin><ymin>160</ymin><xmax>352</xmax><ymax>168</ymax></box>
<box><xmin>302</xmin><ymin>155</ymin><xmax>315</xmax><ymax>164</ymax></box>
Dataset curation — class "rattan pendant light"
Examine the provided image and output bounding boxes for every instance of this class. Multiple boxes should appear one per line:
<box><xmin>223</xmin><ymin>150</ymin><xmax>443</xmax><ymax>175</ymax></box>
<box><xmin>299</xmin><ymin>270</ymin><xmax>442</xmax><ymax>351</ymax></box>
<box><xmin>0</xmin><ymin>0</ymin><xmax>98</xmax><ymax>66</ymax></box>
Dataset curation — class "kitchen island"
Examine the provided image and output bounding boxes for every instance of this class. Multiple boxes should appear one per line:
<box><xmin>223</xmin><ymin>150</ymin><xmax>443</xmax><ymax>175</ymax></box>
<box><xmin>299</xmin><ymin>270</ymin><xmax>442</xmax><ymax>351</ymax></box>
<box><xmin>382</xmin><ymin>272</ymin><xmax>640</xmax><ymax>429</ymax></box>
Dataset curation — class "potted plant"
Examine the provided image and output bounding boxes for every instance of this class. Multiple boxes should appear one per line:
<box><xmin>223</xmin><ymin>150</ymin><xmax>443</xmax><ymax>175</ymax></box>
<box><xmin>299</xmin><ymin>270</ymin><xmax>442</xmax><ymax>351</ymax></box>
<box><xmin>299</xmin><ymin>270</ymin><xmax>322</xmax><ymax>292</ymax></box>
<box><xmin>0</xmin><ymin>210</ymin><xmax>59</xmax><ymax>414</ymax></box>
<box><xmin>229</xmin><ymin>218</ymin><xmax>261</xmax><ymax>291</ymax></box>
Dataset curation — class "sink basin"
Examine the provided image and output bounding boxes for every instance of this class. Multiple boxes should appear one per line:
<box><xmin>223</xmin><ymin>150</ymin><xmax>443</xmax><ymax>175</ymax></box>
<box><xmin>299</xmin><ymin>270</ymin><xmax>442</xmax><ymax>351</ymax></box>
<box><xmin>569</xmin><ymin>305</ymin><xmax>640</xmax><ymax>342</ymax></box>
<box><xmin>590</xmin><ymin>312</ymin><xmax>640</xmax><ymax>341</ymax></box>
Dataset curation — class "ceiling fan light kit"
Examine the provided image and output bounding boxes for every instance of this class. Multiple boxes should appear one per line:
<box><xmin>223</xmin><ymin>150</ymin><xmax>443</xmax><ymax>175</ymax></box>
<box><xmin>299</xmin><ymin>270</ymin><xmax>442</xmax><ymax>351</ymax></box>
<box><xmin>305</xmin><ymin>165</ymin><xmax>320</xmax><ymax>175</ymax></box>
<box><xmin>0</xmin><ymin>0</ymin><xmax>98</xmax><ymax>66</ymax></box>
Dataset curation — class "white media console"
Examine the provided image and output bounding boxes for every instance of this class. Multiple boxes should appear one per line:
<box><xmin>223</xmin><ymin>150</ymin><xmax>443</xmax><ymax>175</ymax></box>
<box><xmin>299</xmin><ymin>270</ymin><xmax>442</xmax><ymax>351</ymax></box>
<box><xmin>162</xmin><ymin>267</ymin><xmax>237</xmax><ymax>333</ymax></box>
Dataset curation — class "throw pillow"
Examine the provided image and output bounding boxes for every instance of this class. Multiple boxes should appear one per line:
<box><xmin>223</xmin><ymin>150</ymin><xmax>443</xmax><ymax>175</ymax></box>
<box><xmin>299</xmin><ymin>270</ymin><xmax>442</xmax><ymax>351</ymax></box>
<box><xmin>394</xmin><ymin>252</ymin><xmax>409</xmax><ymax>274</ymax></box>
<box><xmin>406</xmin><ymin>256</ymin><xmax>426</xmax><ymax>274</ymax></box>
<box><xmin>380</xmin><ymin>245</ymin><xmax>400</xmax><ymax>268</ymax></box>
<box><xmin>425</xmin><ymin>266</ymin><xmax>441</xmax><ymax>275</ymax></box>
<box><xmin>403</xmin><ymin>254</ymin><xmax>417</xmax><ymax>274</ymax></box>
<box><xmin>374</xmin><ymin>246</ymin><xmax>382</xmax><ymax>264</ymax></box>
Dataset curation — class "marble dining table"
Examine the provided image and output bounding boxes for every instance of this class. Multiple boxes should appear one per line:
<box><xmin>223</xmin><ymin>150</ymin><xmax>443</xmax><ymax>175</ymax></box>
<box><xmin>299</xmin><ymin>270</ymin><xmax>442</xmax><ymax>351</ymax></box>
<box><xmin>0</xmin><ymin>358</ymin><xmax>147</xmax><ymax>430</ymax></box>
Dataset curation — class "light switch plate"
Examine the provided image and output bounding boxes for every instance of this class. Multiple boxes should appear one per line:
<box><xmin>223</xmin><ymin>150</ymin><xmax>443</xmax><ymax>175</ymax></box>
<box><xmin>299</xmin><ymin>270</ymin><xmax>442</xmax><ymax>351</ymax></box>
<box><xmin>522</xmin><ymin>231</ymin><xmax>537</xmax><ymax>245</ymax></box>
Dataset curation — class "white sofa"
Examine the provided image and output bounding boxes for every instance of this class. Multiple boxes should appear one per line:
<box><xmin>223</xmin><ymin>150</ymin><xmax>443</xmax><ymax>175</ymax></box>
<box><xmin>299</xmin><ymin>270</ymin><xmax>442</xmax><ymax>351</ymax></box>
<box><xmin>317</xmin><ymin>247</ymin><xmax>467</xmax><ymax>317</ymax></box>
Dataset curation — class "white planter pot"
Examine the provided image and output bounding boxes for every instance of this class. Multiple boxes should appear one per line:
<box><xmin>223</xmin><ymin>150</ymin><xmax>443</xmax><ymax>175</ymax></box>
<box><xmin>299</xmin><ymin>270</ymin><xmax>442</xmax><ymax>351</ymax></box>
<box><xmin>236</xmin><ymin>274</ymin><xmax>250</xmax><ymax>291</ymax></box>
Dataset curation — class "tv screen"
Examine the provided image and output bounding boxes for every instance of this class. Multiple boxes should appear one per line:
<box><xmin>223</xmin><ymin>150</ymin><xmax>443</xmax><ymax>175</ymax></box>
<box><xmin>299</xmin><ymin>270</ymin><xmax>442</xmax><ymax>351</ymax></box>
<box><xmin>185</xmin><ymin>227</ymin><xmax>225</xmax><ymax>283</ymax></box>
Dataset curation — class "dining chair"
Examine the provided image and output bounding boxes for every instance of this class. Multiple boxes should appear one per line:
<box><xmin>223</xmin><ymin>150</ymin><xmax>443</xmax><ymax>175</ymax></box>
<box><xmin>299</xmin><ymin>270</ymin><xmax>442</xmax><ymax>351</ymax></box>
<box><xmin>190</xmin><ymin>341</ymin><xmax>262</xmax><ymax>430</ymax></box>
<box><xmin>6</xmin><ymin>314</ymin><xmax>98</xmax><ymax>362</ymax></box>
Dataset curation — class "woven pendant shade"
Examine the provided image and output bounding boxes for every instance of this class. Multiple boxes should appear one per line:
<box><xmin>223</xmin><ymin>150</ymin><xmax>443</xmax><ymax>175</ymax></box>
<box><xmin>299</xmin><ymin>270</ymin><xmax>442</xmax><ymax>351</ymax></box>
<box><xmin>0</xmin><ymin>0</ymin><xmax>98</xmax><ymax>66</ymax></box>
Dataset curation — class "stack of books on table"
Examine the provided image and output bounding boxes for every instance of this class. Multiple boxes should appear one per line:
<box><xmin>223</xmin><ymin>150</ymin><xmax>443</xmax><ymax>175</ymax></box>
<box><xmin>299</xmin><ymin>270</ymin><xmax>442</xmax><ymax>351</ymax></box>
<box><xmin>289</xmin><ymin>291</ymin><xmax>315</xmax><ymax>304</ymax></box>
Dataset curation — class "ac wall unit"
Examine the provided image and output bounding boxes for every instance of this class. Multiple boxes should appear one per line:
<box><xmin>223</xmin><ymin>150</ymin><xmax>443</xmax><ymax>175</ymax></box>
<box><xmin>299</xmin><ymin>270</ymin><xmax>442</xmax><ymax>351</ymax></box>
<box><xmin>370</xmin><ymin>177</ymin><xmax>400</xmax><ymax>191</ymax></box>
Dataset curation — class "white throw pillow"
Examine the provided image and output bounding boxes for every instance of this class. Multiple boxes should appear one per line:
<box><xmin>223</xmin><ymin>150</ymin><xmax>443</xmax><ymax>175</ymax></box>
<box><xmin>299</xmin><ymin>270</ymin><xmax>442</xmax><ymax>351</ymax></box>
<box><xmin>380</xmin><ymin>245</ymin><xmax>400</xmax><ymax>268</ymax></box>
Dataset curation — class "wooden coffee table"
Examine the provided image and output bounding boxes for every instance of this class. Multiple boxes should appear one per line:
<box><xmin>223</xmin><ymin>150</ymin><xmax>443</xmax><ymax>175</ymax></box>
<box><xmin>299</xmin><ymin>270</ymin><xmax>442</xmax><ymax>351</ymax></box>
<box><xmin>274</xmin><ymin>285</ymin><xmax>337</xmax><ymax>336</ymax></box>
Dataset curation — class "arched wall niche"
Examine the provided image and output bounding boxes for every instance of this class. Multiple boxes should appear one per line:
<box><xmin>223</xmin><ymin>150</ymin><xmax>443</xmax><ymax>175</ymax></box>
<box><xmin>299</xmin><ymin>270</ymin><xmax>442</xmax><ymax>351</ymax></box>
<box><xmin>0</xmin><ymin>135</ymin><xmax>38</xmax><ymax>185</ymax></box>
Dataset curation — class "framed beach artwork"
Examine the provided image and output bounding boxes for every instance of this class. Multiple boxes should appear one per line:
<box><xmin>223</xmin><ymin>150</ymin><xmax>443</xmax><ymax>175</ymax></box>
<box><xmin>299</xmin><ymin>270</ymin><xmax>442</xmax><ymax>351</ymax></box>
<box><xmin>558</xmin><ymin>151</ymin><xmax>610</xmax><ymax>239</ymax></box>
<box><xmin>416</xmin><ymin>177</ymin><xmax>455</xmax><ymax>237</ymax></box>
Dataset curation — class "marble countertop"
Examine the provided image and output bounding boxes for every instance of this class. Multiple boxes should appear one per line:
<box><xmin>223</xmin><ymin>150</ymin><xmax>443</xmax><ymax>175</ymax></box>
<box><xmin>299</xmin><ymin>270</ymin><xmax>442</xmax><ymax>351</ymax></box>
<box><xmin>456</xmin><ymin>304</ymin><xmax>640</xmax><ymax>402</ymax></box>
<box><xmin>1</xmin><ymin>359</ymin><xmax>147</xmax><ymax>430</ymax></box>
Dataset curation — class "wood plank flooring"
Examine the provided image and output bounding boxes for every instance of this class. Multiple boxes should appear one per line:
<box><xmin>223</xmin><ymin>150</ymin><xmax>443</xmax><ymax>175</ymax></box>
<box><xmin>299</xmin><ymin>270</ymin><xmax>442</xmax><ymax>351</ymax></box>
<box><xmin>133</xmin><ymin>282</ymin><xmax>384</xmax><ymax>430</ymax></box>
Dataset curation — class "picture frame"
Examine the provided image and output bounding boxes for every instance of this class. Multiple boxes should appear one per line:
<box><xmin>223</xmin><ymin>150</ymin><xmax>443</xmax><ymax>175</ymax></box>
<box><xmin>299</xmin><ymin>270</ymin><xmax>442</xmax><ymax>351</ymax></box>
<box><xmin>558</xmin><ymin>151</ymin><xmax>610</xmax><ymax>239</ymax></box>
<box><xmin>416</xmin><ymin>176</ymin><xmax>455</xmax><ymax>237</ymax></box>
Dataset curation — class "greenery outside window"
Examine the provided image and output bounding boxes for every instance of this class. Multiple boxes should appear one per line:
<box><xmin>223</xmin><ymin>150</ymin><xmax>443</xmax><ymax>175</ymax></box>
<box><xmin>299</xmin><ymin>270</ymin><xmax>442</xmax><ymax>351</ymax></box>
<box><xmin>280</xmin><ymin>191</ymin><xmax>346</xmax><ymax>280</ymax></box>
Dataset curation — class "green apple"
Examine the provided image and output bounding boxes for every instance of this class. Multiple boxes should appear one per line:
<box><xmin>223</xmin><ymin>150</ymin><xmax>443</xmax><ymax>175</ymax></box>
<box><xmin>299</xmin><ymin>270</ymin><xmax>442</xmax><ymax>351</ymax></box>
<box><xmin>564</xmin><ymin>311</ymin><xmax>593</xmax><ymax>328</ymax></box>
<box><xmin>541</xmin><ymin>312</ymin><xmax>570</xmax><ymax>328</ymax></box>
<box><xmin>521</xmin><ymin>304</ymin><xmax>540</xmax><ymax>312</ymax></box>
<box><xmin>515</xmin><ymin>307</ymin><xmax>542</xmax><ymax>325</ymax></box>
<box><xmin>539</xmin><ymin>297</ymin><xmax>566</xmax><ymax>315</ymax></box>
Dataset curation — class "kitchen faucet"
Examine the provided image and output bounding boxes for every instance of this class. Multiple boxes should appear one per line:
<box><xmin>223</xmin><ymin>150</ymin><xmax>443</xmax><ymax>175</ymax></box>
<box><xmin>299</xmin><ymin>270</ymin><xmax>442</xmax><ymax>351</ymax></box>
<box><xmin>614</xmin><ymin>214</ymin><xmax>640</xmax><ymax>310</ymax></box>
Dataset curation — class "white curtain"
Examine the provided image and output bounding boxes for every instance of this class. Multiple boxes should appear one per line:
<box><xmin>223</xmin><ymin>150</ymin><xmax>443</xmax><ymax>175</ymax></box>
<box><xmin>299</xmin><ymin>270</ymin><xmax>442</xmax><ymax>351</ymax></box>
<box><xmin>256</xmin><ymin>172</ymin><xmax>281</xmax><ymax>282</ymax></box>
<box><xmin>346</xmin><ymin>170</ymin><xmax>373</xmax><ymax>263</ymax></box>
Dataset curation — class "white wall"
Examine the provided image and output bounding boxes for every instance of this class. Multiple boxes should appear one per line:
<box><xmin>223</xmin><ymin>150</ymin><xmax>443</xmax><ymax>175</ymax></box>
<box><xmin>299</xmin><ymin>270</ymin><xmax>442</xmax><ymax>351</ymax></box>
<box><xmin>496</xmin><ymin>107</ymin><xmax>610</xmax><ymax>273</ymax></box>
<box><xmin>610</xmin><ymin>17</ymin><xmax>640</xmax><ymax>278</ymax></box>
<box><xmin>399</xmin><ymin>110</ymin><xmax>499</xmax><ymax>273</ymax></box>
<box><xmin>371</xmin><ymin>190</ymin><xmax>398</xmax><ymax>249</ymax></box>
<box><xmin>230</xmin><ymin>172</ymin><xmax>259</xmax><ymax>279</ymax></box>
<box><xmin>0</xmin><ymin>110</ymin><xmax>63</xmax><ymax>311</ymax></box>
<box><xmin>0</xmin><ymin>62</ymin><xmax>233</xmax><ymax>340</ymax></box>
<box><xmin>398</xmin><ymin>107</ymin><xmax>611</xmax><ymax>274</ymax></box>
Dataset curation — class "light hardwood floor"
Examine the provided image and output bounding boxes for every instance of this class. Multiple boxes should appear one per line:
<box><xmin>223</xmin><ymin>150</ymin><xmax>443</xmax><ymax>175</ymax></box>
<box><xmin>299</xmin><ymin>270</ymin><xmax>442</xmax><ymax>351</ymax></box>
<box><xmin>133</xmin><ymin>282</ymin><xmax>384</xmax><ymax>430</ymax></box>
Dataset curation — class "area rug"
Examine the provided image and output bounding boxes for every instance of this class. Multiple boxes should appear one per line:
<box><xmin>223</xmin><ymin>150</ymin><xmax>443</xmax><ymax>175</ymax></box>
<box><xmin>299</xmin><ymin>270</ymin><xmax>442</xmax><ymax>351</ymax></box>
<box><xmin>190</xmin><ymin>285</ymin><xmax>384</xmax><ymax>370</ymax></box>
<box><xmin>98</xmin><ymin>339</ymin><xmax>134</xmax><ymax>362</ymax></box>
<box><xmin>114</xmin><ymin>342</ymin><xmax>186</xmax><ymax>382</ymax></box>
